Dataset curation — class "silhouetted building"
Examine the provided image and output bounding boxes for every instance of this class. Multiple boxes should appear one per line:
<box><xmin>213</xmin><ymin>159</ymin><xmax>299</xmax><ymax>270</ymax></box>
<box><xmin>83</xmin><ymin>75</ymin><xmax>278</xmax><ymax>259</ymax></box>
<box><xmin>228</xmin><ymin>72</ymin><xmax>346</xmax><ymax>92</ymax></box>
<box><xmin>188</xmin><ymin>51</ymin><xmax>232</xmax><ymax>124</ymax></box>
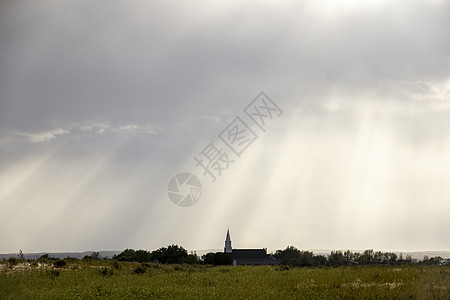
<box><xmin>224</xmin><ymin>229</ymin><xmax>279</xmax><ymax>266</ymax></box>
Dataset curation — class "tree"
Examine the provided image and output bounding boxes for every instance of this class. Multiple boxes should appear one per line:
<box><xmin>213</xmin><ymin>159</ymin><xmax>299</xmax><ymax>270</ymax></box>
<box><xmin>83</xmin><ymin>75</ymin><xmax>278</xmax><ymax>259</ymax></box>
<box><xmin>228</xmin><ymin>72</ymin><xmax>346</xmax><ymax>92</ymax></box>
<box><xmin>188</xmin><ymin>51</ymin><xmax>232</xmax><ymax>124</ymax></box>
<box><xmin>312</xmin><ymin>255</ymin><xmax>327</xmax><ymax>266</ymax></box>
<box><xmin>327</xmin><ymin>251</ymin><xmax>345</xmax><ymax>266</ymax></box>
<box><xmin>202</xmin><ymin>252</ymin><xmax>232</xmax><ymax>265</ymax></box>
<box><xmin>38</xmin><ymin>254</ymin><xmax>50</xmax><ymax>261</ymax></box>
<box><xmin>18</xmin><ymin>249</ymin><xmax>24</xmax><ymax>260</ymax></box>
<box><xmin>113</xmin><ymin>249</ymin><xmax>152</xmax><ymax>262</ymax></box>
<box><xmin>83</xmin><ymin>252</ymin><xmax>100</xmax><ymax>260</ymax></box>
<box><xmin>387</xmin><ymin>252</ymin><xmax>398</xmax><ymax>265</ymax></box>
<box><xmin>182</xmin><ymin>254</ymin><xmax>201</xmax><ymax>264</ymax></box>
<box><xmin>273</xmin><ymin>246</ymin><xmax>301</xmax><ymax>265</ymax></box>
<box><xmin>422</xmin><ymin>256</ymin><xmax>444</xmax><ymax>266</ymax></box>
<box><xmin>113</xmin><ymin>249</ymin><xmax>137</xmax><ymax>262</ymax></box>
<box><xmin>343</xmin><ymin>250</ymin><xmax>359</xmax><ymax>266</ymax></box>
<box><xmin>151</xmin><ymin>245</ymin><xmax>188</xmax><ymax>264</ymax></box>
<box><xmin>358</xmin><ymin>250</ymin><xmax>375</xmax><ymax>265</ymax></box>
<box><xmin>272</xmin><ymin>247</ymin><xmax>316</xmax><ymax>267</ymax></box>
<box><xmin>135</xmin><ymin>250</ymin><xmax>152</xmax><ymax>262</ymax></box>
<box><xmin>295</xmin><ymin>251</ymin><xmax>314</xmax><ymax>267</ymax></box>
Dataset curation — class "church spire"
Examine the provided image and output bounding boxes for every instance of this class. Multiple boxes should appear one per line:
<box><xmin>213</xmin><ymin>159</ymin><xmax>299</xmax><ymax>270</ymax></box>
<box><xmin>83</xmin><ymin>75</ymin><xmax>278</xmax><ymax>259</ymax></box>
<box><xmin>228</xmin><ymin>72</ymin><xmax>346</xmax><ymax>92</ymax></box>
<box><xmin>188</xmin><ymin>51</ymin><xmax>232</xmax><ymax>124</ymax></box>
<box><xmin>224</xmin><ymin>228</ymin><xmax>232</xmax><ymax>253</ymax></box>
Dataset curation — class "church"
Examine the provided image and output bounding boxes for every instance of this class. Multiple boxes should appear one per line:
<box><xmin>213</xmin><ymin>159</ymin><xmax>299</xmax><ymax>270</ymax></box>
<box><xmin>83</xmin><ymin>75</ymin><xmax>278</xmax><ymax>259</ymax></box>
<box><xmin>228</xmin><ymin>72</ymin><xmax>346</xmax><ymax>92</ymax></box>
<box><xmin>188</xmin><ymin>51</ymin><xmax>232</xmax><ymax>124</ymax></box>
<box><xmin>224</xmin><ymin>229</ymin><xmax>279</xmax><ymax>266</ymax></box>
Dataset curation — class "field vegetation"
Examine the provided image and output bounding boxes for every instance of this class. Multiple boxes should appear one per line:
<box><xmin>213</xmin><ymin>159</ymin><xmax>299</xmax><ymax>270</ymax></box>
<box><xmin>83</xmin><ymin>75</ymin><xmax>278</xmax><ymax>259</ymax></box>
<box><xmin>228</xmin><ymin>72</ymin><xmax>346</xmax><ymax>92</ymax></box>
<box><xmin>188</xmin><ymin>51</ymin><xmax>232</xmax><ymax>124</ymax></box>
<box><xmin>1</xmin><ymin>246</ymin><xmax>449</xmax><ymax>299</ymax></box>
<box><xmin>1</xmin><ymin>258</ymin><xmax>449</xmax><ymax>299</ymax></box>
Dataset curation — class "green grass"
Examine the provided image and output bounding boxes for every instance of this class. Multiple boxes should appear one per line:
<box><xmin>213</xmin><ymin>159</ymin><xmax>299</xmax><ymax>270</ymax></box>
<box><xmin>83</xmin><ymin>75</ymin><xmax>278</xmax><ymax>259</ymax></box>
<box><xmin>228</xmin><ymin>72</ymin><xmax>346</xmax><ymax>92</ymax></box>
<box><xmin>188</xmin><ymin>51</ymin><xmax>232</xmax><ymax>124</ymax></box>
<box><xmin>0</xmin><ymin>261</ymin><xmax>449</xmax><ymax>299</ymax></box>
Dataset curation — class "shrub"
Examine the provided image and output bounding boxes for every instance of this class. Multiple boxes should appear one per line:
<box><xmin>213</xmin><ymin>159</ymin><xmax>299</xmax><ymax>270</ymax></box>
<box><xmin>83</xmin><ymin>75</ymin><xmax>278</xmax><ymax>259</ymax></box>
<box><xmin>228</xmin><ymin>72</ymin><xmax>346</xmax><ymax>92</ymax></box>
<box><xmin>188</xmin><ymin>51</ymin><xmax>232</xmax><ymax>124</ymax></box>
<box><xmin>47</xmin><ymin>269</ymin><xmax>60</xmax><ymax>279</ymax></box>
<box><xmin>54</xmin><ymin>259</ymin><xmax>66</xmax><ymax>268</ymax></box>
<box><xmin>83</xmin><ymin>252</ymin><xmax>100</xmax><ymax>260</ymax></box>
<box><xmin>133</xmin><ymin>264</ymin><xmax>146</xmax><ymax>274</ymax></box>
<box><xmin>113</xmin><ymin>249</ymin><xmax>152</xmax><ymax>262</ymax></box>
<box><xmin>151</xmin><ymin>245</ymin><xmax>188</xmax><ymax>264</ymax></box>
<box><xmin>202</xmin><ymin>252</ymin><xmax>232</xmax><ymax>265</ymax></box>
<box><xmin>99</xmin><ymin>267</ymin><xmax>114</xmax><ymax>276</ymax></box>
<box><xmin>111</xmin><ymin>260</ymin><xmax>120</xmax><ymax>270</ymax></box>
<box><xmin>182</xmin><ymin>254</ymin><xmax>201</xmax><ymax>265</ymax></box>
<box><xmin>7</xmin><ymin>257</ymin><xmax>19</xmax><ymax>268</ymax></box>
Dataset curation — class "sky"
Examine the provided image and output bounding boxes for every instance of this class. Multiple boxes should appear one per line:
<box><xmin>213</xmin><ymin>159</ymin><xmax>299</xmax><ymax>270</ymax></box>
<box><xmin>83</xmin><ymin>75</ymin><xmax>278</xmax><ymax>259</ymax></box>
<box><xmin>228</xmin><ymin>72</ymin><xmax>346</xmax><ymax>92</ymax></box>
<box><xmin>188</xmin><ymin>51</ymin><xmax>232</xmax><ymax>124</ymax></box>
<box><xmin>1</xmin><ymin>0</ymin><xmax>449</xmax><ymax>254</ymax></box>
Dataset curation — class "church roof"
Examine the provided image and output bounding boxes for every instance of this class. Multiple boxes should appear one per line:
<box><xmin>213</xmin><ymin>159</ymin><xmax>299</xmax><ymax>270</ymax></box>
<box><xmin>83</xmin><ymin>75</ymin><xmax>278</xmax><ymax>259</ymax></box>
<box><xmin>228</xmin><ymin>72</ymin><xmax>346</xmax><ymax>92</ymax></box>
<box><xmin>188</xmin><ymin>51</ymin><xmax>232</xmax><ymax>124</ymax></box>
<box><xmin>230</xmin><ymin>249</ymin><xmax>268</xmax><ymax>259</ymax></box>
<box><xmin>230</xmin><ymin>249</ymin><xmax>279</xmax><ymax>265</ymax></box>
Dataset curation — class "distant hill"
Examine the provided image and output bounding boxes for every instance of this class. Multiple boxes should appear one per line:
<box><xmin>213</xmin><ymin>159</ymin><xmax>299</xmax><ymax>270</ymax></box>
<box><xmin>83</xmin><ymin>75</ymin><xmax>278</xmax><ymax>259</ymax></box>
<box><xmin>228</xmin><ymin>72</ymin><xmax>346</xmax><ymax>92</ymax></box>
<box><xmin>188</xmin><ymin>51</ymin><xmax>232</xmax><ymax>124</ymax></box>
<box><xmin>0</xmin><ymin>251</ymin><xmax>120</xmax><ymax>260</ymax></box>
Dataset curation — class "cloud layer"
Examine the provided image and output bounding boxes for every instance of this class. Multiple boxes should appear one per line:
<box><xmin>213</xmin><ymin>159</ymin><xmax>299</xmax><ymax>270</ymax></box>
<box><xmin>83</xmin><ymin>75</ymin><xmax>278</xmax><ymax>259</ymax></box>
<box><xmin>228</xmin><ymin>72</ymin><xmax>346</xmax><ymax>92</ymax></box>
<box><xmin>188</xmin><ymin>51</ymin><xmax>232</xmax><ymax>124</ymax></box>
<box><xmin>0</xmin><ymin>0</ymin><xmax>449</xmax><ymax>253</ymax></box>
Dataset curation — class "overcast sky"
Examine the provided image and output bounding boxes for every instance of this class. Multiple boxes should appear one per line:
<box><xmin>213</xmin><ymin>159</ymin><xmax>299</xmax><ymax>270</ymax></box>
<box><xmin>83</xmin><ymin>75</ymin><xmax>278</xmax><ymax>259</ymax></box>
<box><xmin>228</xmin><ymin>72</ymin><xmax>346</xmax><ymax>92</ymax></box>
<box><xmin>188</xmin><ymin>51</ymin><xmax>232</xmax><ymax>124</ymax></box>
<box><xmin>1</xmin><ymin>0</ymin><xmax>449</xmax><ymax>254</ymax></box>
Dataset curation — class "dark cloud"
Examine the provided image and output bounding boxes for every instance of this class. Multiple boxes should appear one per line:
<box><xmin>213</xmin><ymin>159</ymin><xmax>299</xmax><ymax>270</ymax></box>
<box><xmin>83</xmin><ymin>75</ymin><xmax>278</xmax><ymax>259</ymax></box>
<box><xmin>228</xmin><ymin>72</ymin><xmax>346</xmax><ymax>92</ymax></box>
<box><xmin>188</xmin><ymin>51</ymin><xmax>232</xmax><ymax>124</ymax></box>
<box><xmin>2</xmin><ymin>1</ymin><xmax>448</xmax><ymax>129</ymax></box>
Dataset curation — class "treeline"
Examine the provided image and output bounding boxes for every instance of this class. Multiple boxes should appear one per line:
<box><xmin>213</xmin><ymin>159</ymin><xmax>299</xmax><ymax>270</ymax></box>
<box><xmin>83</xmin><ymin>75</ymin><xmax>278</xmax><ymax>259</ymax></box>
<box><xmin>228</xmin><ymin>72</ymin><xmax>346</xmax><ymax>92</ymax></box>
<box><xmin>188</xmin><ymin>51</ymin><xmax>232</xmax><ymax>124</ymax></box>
<box><xmin>112</xmin><ymin>245</ymin><xmax>199</xmax><ymax>264</ymax></box>
<box><xmin>112</xmin><ymin>245</ymin><xmax>232</xmax><ymax>265</ymax></box>
<box><xmin>111</xmin><ymin>245</ymin><xmax>450</xmax><ymax>267</ymax></box>
<box><xmin>273</xmin><ymin>246</ymin><xmax>450</xmax><ymax>267</ymax></box>
<box><xmin>4</xmin><ymin>246</ymin><xmax>450</xmax><ymax>267</ymax></box>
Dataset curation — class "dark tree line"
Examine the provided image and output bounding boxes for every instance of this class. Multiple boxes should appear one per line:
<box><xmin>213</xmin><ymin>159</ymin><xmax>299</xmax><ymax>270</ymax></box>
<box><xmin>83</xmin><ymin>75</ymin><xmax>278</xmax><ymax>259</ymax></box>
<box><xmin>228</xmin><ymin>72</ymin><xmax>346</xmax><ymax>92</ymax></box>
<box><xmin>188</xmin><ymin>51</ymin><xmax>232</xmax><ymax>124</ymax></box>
<box><xmin>111</xmin><ymin>246</ymin><xmax>232</xmax><ymax>265</ymax></box>
<box><xmin>10</xmin><ymin>245</ymin><xmax>446</xmax><ymax>267</ymax></box>
<box><xmin>202</xmin><ymin>252</ymin><xmax>233</xmax><ymax>265</ymax></box>
<box><xmin>112</xmin><ymin>245</ymin><xmax>199</xmax><ymax>264</ymax></box>
<box><xmin>274</xmin><ymin>246</ymin><xmax>450</xmax><ymax>267</ymax></box>
<box><xmin>110</xmin><ymin>245</ymin><xmax>449</xmax><ymax>266</ymax></box>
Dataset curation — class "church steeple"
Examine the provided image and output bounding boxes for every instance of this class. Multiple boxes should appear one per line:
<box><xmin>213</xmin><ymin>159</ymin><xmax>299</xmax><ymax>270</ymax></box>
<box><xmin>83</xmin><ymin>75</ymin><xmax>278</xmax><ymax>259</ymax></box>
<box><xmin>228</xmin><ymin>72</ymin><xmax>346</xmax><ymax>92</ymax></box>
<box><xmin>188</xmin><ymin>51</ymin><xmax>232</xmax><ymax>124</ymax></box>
<box><xmin>224</xmin><ymin>228</ymin><xmax>232</xmax><ymax>253</ymax></box>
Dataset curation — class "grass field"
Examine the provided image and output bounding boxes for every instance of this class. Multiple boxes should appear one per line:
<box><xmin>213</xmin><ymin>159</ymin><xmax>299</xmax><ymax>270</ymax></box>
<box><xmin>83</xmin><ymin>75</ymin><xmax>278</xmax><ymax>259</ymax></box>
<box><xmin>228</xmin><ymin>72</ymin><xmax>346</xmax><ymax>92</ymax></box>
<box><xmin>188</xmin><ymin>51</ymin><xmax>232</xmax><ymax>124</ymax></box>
<box><xmin>1</xmin><ymin>261</ymin><xmax>449</xmax><ymax>299</ymax></box>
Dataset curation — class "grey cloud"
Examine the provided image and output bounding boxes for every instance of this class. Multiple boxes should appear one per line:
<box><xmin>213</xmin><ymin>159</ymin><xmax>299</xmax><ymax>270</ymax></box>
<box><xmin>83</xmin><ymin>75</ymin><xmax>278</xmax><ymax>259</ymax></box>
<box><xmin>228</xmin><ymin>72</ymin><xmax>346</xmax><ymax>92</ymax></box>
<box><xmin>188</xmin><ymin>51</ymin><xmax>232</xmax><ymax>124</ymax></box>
<box><xmin>1</xmin><ymin>0</ymin><xmax>450</xmax><ymax>253</ymax></box>
<box><xmin>2</xmin><ymin>0</ymin><xmax>448</xmax><ymax>131</ymax></box>
<box><xmin>17</xmin><ymin>128</ymin><xmax>69</xmax><ymax>142</ymax></box>
<box><xmin>13</xmin><ymin>121</ymin><xmax>160</xmax><ymax>143</ymax></box>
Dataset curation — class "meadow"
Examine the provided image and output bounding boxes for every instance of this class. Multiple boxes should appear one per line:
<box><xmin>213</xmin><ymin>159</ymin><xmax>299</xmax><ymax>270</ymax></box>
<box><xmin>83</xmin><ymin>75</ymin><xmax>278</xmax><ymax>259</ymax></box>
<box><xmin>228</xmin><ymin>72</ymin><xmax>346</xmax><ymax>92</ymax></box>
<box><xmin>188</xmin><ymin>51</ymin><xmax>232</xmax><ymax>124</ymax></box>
<box><xmin>1</xmin><ymin>260</ymin><xmax>449</xmax><ymax>299</ymax></box>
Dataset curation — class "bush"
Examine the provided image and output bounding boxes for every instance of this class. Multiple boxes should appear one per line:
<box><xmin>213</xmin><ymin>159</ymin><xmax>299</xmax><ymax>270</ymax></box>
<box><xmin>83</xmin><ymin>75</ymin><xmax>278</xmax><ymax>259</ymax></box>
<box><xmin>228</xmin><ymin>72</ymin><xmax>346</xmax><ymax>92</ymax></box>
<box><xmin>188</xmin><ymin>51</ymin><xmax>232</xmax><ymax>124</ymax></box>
<box><xmin>54</xmin><ymin>259</ymin><xmax>66</xmax><ymax>268</ymax></box>
<box><xmin>113</xmin><ymin>249</ymin><xmax>153</xmax><ymax>262</ymax></box>
<box><xmin>63</xmin><ymin>257</ymin><xmax>78</xmax><ymax>264</ymax></box>
<box><xmin>83</xmin><ymin>252</ymin><xmax>100</xmax><ymax>260</ymax></box>
<box><xmin>202</xmin><ymin>252</ymin><xmax>232</xmax><ymax>265</ymax></box>
<box><xmin>276</xmin><ymin>265</ymin><xmax>290</xmax><ymax>271</ymax></box>
<box><xmin>47</xmin><ymin>269</ymin><xmax>60</xmax><ymax>279</ymax></box>
<box><xmin>99</xmin><ymin>267</ymin><xmax>114</xmax><ymax>276</ymax></box>
<box><xmin>151</xmin><ymin>245</ymin><xmax>188</xmax><ymax>264</ymax></box>
<box><xmin>133</xmin><ymin>264</ymin><xmax>147</xmax><ymax>274</ymax></box>
<box><xmin>38</xmin><ymin>254</ymin><xmax>55</xmax><ymax>264</ymax></box>
<box><xmin>182</xmin><ymin>254</ymin><xmax>201</xmax><ymax>264</ymax></box>
<box><xmin>111</xmin><ymin>260</ymin><xmax>121</xmax><ymax>270</ymax></box>
<box><xmin>7</xmin><ymin>257</ymin><xmax>19</xmax><ymax>268</ymax></box>
<box><xmin>39</xmin><ymin>254</ymin><xmax>51</xmax><ymax>260</ymax></box>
